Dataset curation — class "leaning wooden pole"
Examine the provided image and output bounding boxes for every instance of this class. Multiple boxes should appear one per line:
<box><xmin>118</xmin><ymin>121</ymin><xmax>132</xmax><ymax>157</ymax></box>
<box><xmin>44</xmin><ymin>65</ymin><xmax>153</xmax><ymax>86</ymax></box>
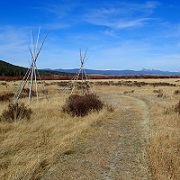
<box><xmin>28</xmin><ymin>62</ymin><xmax>34</xmax><ymax>105</ymax></box>
<box><xmin>14</xmin><ymin>68</ymin><xmax>32</xmax><ymax>104</ymax></box>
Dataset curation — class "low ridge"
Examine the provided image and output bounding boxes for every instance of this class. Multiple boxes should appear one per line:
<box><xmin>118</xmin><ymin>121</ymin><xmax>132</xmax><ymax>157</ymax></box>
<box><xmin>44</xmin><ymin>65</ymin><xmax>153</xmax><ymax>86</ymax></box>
<box><xmin>0</xmin><ymin>60</ymin><xmax>72</xmax><ymax>76</ymax></box>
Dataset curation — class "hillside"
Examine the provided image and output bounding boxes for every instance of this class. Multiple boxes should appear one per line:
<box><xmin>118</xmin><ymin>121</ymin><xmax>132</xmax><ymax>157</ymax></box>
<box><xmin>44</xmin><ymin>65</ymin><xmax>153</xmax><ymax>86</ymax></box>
<box><xmin>0</xmin><ymin>60</ymin><xmax>72</xmax><ymax>76</ymax></box>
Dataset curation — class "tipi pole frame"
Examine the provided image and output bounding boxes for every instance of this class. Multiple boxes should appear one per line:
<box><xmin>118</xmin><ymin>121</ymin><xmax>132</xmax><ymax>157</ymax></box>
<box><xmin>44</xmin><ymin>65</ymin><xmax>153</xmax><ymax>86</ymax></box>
<box><xmin>69</xmin><ymin>48</ymin><xmax>93</xmax><ymax>96</ymax></box>
<box><xmin>14</xmin><ymin>28</ymin><xmax>48</xmax><ymax>105</ymax></box>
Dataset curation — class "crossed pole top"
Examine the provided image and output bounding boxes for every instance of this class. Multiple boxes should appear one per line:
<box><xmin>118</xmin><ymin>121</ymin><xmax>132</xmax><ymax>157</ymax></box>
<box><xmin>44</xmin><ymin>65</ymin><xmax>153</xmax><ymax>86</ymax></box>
<box><xmin>29</xmin><ymin>28</ymin><xmax>48</xmax><ymax>65</ymax></box>
<box><xmin>79</xmin><ymin>48</ymin><xmax>88</xmax><ymax>70</ymax></box>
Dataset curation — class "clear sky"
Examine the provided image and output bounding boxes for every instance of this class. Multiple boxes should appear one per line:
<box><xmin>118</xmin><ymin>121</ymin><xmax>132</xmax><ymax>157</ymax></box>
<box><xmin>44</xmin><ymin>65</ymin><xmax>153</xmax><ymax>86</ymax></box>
<box><xmin>0</xmin><ymin>0</ymin><xmax>180</xmax><ymax>71</ymax></box>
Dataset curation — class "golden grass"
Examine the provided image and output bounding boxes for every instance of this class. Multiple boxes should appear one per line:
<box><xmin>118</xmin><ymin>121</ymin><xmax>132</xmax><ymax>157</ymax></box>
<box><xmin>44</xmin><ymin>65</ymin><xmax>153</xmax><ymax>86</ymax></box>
<box><xmin>94</xmin><ymin>78</ymin><xmax>180</xmax><ymax>179</ymax></box>
<box><xmin>0</xmin><ymin>78</ymin><xmax>180</xmax><ymax>179</ymax></box>
<box><xmin>147</xmin><ymin>99</ymin><xmax>179</xmax><ymax>180</ymax></box>
<box><xmin>0</xmin><ymin>80</ymin><xmax>113</xmax><ymax>179</ymax></box>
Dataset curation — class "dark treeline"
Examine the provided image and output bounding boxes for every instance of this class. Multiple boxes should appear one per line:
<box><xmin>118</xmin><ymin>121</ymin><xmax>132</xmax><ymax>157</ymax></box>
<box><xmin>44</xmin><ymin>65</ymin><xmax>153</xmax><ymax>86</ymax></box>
<box><xmin>0</xmin><ymin>60</ymin><xmax>73</xmax><ymax>77</ymax></box>
<box><xmin>0</xmin><ymin>60</ymin><xmax>27</xmax><ymax>76</ymax></box>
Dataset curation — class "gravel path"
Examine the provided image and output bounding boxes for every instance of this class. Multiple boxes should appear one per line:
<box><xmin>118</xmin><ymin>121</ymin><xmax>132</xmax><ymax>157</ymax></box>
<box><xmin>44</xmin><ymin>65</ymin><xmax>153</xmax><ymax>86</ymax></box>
<box><xmin>42</xmin><ymin>93</ymin><xmax>151</xmax><ymax>180</ymax></box>
<box><xmin>104</xmin><ymin>94</ymin><xmax>150</xmax><ymax>180</ymax></box>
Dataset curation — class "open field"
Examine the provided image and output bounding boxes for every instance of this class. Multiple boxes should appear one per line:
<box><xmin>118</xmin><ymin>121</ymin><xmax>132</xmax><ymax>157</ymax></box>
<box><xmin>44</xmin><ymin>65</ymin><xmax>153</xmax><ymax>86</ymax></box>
<box><xmin>0</xmin><ymin>78</ymin><xmax>180</xmax><ymax>179</ymax></box>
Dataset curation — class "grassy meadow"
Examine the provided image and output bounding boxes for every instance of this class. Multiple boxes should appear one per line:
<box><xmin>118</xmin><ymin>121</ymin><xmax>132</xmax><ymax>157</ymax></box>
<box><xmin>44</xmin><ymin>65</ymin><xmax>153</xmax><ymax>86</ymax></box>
<box><xmin>0</xmin><ymin>78</ymin><xmax>179</xmax><ymax>179</ymax></box>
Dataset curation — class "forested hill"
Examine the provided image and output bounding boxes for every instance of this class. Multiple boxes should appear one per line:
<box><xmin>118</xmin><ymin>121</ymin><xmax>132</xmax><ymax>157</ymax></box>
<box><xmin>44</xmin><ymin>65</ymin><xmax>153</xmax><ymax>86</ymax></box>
<box><xmin>0</xmin><ymin>60</ymin><xmax>71</xmax><ymax>76</ymax></box>
<box><xmin>0</xmin><ymin>60</ymin><xmax>28</xmax><ymax>76</ymax></box>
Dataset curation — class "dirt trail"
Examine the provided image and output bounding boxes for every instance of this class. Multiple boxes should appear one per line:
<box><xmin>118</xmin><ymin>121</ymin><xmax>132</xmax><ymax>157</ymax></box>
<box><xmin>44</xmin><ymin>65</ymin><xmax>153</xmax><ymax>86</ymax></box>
<box><xmin>43</xmin><ymin>93</ymin><xmax>151</xmax><ymax>180</ymax></box>
<box><xmin>100</xmin><ymin>94</ymin><xmax>151</xmax><ymax>180</ymax></box>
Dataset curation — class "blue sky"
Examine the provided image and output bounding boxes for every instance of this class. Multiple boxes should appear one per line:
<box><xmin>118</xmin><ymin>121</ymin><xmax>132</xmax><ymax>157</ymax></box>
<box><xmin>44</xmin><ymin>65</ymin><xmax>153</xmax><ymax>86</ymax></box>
<box><xmin>0</xmin><ymin>0</ymin><xmax>180</xmax><ymax>71</ymax></box>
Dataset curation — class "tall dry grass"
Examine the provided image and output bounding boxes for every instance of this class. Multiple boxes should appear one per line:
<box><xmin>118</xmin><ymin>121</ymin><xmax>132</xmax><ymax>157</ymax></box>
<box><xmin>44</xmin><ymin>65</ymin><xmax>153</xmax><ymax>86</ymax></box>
<box><xmin>0</xmin><ymin>81</ymin><xmax>110</xmax><ymax>179</ymax></box>
<box><xmin>0</xmin><ymin>79</ymin><xmax>179</xmax><ymax>179</ymax></box>
<box><xmin>147</xmin><ymin>99</ymin><xmax>179</xmax><ymax>180</ymax></box>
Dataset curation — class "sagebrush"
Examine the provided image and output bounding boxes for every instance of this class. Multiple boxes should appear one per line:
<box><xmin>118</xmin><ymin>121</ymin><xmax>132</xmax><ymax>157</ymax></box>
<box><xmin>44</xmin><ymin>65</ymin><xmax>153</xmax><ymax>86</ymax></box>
<box><xmin>62</xmin><ymin>94</ymin><xmax>103</xmax><ymax>116</ymax></box>
<box><xmin>0</xmin><ymin>92</ymin><xmax>14</xmax><ymax>102</ymax></box>
<box><xmin>1</xmin><ymin>103</ymin><xmax>32</xmax><ymax>122</ymax></box>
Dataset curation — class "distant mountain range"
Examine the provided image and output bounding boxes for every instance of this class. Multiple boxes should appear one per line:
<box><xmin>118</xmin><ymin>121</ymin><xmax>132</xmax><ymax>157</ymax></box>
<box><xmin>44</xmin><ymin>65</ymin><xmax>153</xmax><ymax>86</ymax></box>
<box><xmin>1</xmin><ymin>59</ymin><xmax>180</xmax><ymax>77</ymax></box>
<box><xmin>53</xmin><ymin>68</ymin><xmax>180</xmax><ymax>76</ymax></box>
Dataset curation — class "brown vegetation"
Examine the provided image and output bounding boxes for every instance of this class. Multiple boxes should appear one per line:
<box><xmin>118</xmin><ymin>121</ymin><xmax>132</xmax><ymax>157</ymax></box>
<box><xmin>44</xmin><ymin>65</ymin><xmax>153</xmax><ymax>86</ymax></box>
<box><xmin>62</xmin><ymin>94</ymin><xmax>103</xmax><ymax>116</ymax></box>
<box><xmin>1</xmin><ymin>103</ymin><xmax>32</xmax><ymax>122</ymax></box>
<box><xmin>1</xmin><ymin>75</ymin><xmax>180</xmax><ymax>81</ymax></box>
<box><xmin>0</xmin><ymin>78</ymin><xmax>179</xmax><ymax>179</ymax></box>
<box><xmin>174</xmin><ymin>90</ymin><xmax>180</xmax><ymax>95</ymax></box>
<box><xmin>93</xmin><ymin>80</ymin><xmax>176</xmax><ymax>87</ymax></box>
<box><xmin>0</xmin><ymin>92</ymin><xmax>14</xmax><ymax>102</ymax></box>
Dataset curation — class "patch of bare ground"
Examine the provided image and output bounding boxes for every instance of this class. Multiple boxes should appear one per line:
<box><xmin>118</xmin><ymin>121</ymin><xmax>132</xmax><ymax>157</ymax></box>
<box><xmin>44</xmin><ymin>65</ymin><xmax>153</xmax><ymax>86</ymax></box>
<box><xmin>42</xmin><ymin>94</ymin><xmax>151</xmax><ymax>179</ymax></box>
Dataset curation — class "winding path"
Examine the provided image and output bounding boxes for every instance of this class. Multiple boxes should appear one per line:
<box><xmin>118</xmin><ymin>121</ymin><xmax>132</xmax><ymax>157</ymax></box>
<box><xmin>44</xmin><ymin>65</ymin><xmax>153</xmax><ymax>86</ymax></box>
<box><xmin>43</xmin><ymin>93</ymin><xmax>151</xmax><ymax>180</ymax></box>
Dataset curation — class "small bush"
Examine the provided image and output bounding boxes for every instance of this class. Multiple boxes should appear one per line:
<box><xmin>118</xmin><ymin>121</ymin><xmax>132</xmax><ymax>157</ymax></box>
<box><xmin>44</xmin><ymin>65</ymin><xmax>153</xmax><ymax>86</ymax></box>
<box><xmin>123</xmin><ymin>90</ymin><xmax>135</xmax><ymax>94</ymax></box>
<box><xmin>0</xmin><ymin>92</ymin><xmax>14</xmax><ymax>102</ymax></box>
<box><xmin>1</xmin><ymin>82</ymin><xmax>7</xmax><ymax>86</ymax></box>
<box><xmin>62</xmin><ymin>94</ymin><xmax>103</xmax><ymax>117</ymax></box>
<box><xmin>153</xmin><ymin>89</ymin><xmax>162</xmax><ymax>93</ymax></box>
<box><xmin>1</xmin><ymin>103</ymin><xmax>32</xmax><ymax>122</ymax></box>
<box><xmin>174</xmin><ymin>90</ymin><xmax>180</xmax><ymax>95</ymax></box>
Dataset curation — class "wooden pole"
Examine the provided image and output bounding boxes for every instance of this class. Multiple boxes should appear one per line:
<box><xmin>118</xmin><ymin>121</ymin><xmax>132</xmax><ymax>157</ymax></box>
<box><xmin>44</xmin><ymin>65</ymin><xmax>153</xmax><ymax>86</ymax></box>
<box><xmin>28</xmin><ymin>61</ymin><xmax>34</xmax><ymax>105</ymax></box>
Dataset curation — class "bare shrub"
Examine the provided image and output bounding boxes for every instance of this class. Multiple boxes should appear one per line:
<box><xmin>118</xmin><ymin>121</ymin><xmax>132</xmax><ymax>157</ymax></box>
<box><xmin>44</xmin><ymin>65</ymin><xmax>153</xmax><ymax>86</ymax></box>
<box><xmin>1</xmin><ymin>103</ymin><xmax>32</xmax><ymax>122</ymax></box>
<box><xmin>0</xmin><ymin>92</ymin><xmax>14</xmax><ymax>102</ymax></box>
<box><xmin>152</xmin><ymin>82</ymin><xmax>176</xmax><ymax>87</ymax></box>
<box><xmin>174</xmin><ymin>90</ymin><xmax>180</xmax><ymax>95</ymax></box>
<box><xmin>1</xmin><ymin>82</ymin><xmax>7</xmax><ymax>86</ymax></box>
<box><xmin>123</xmin><ymin>90</ymin><xmax>135</xmax><ymax>94</ymax></box>
<box><xmin>62</xmin><ymin>94</ymin><xmax>103</xmax><ymax>116</ymax></box>
<box><xmin>153</xmin><ymin>89</ymin><xmax>162</xmax><ymax>93</ymax></box>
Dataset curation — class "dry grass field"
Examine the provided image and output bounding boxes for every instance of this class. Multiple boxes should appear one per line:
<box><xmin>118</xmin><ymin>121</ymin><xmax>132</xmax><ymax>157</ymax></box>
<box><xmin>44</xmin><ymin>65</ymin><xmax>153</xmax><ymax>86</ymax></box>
<box><xmin>0</xmin><ymin>78</ymin><xmax>179</xmax><ymax>179</ymax></box>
